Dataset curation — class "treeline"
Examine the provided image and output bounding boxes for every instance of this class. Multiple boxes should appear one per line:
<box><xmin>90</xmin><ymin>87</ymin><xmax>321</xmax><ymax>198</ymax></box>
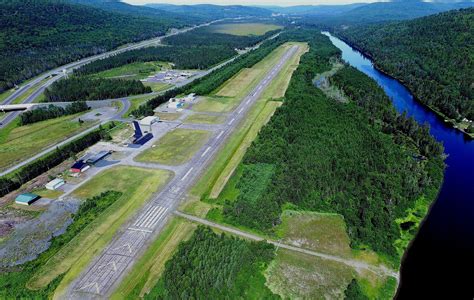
<box><xmin>130</xmin><ymin>30</ymin><xmax>296</xmax><ymax>117</ymax></box>
<box><xmin>330</xmin><ymin>66</ymin><xmax>443</xmax><ymax>158</ymax></box>
<box><xmin>0</xmin><ymin>191</ymin><xmax>122</xmax><ymax>298</ymax></box>
<box><xmin>0</xmin><ymin>0</ymin><xmax>190</xmax><ymax>92</ymax></box>
<box><xmin>0</xmin><ymin>122</ymin><xmax>117</xmax><ymax>197</ymax></box>
<box><xmin>335</xmin><ymin>8</ymin><xmax>474</xmax><ymax>121</ymax></box>
<box><xmin>75</xmin><ymin>45</ymin><xmax>236</xmax><ymax>76</ymax></box>
<box><xmin>222</xmin><ymin>30</ymin><xmax>444</xmax><ymax>260</ymax></box>
<box><xmin>145</xmin><ymin>226</ymin><xmax>277</xmax><ymax>299</ymax></box>
<box><xmin>44</xmin><ymin>77</ymin><xmax>151</xmax><ymax>102</ymax></box>
<box><xmin>19</xmin><ymin>102</ymin><xmax>89</xmax><ymax>125</ymax></box>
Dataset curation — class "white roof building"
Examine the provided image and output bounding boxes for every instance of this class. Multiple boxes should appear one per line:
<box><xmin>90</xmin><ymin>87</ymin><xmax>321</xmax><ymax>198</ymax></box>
<box><xmin>45</xmin><ymin>178</ymin><xmax>65</xmax><ymax>191</ymax></box>
<box><xmin>140</xmin><ymin>116</ymin><xmax>159</xmax><ymax>126</ymax></box>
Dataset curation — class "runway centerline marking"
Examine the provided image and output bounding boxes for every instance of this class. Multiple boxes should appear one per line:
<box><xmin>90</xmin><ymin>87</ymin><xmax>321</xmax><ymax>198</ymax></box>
<box><xmin>181</xmin><ymin>167</ymin><xmax>194</xmax><ymax>181</ymax></box>
<box><xmin>201</xmin><ymin>146</ymin><xmax>212</xmax><ymax>157</ymax></box>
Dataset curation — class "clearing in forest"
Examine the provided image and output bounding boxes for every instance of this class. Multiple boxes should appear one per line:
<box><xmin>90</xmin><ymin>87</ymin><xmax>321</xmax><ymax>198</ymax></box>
<box><xmin>209</xmin><ymin>23</ymin><xmax>283</xmax><ymax>36</ymax></box>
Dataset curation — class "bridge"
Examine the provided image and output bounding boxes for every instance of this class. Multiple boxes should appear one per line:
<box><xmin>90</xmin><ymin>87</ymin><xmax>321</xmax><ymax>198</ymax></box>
<box><xmin>0</xmin><ymin>100</ymin><xmax>119</xmax><ymax>113</ymax></box>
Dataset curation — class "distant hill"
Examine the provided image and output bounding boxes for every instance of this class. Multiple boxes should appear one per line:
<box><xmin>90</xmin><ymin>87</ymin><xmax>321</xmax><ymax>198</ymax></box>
<box><xmin>336</xmin><ymin>8</ymin><xmax>474</xmax><ymax>121</ymax></box>
<box><xmin>146</xmin><ymin>4</ymin><xmax>272</xmax><ymax>20</ymax></box>
<box><xmin>0</xmin><ymin>0</ymin><xmax>195</xmax><ymax>92</ymax></box>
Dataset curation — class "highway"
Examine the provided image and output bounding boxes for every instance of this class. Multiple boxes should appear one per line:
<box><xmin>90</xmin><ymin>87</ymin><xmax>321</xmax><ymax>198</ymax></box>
<box><xmin>0</xmin><ymin>19</ymin><xmax>226</xmax><ymax>129</ymax></box>
<box><xmin>67</xmin><ymin>45</ymin><xmax>300</xmax><ymax>299</ymax></box>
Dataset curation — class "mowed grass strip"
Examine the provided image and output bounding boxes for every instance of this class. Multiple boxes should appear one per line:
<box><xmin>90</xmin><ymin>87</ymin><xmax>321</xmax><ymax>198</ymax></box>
<box><xmin>135</xmin><ymin>128</ymin><xmax>211</xmax><ymax>165</ymax></box>
<box><xmin>90</xmin><ymin>61</ymin><xmax>169</xmax><ymax>81</ymax></box>
<box><xmin>192</xmin><ymin>43</ymin><xmax>294</xmax><ymax>113</ymax></box>
<box><xmin>111</xmin><ymin>217</ymin><xmax>197</xmax><ymax>300</ymax></box>
<box><xmin>209</xmin><ymin>23</ymin><xmax>283</xmax><ymax>36</ymax></box>
<box><xmin>28</xmin><ymin>166</ymin><xmax>172</xmax><ymax>295</ymax></box>
<box><xmin>183</xmin><ymin>113</ymin><xmax>225</xmax><ymax>125</ymax></box>
<box><xmin>0</xmin><ymin>113</ymin><xmax>96</xmax><ymax>172</ymax></box>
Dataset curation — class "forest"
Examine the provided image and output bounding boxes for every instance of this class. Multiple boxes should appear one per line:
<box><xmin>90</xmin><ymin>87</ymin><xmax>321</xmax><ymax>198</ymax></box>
<box><xmin>0</xmin><ymin>122</ymin><xmax>117</xmax><ymax>197</ymax></box>
<box><xmin>0</xmin><ymin>191</ymin><xmax>122</xmax><ymax>298</ymax></box>
<box><xmin>145</xmin><ymin>226</ymin><xmax>277</xmax><ymax>299</ymax></box>
<box><xmin>19</xmin><ymin>102</ymin><xmax>89</xmax><ymax>125</ymax></box>
<box><xmin>335</xmin><ymin>8</ymin><xmax>474</xmax><ymax>121</ymax></box>
<box><xmin>0</xmin><ymin>0</ymin><xmax>190</xmax><ymax>92</ymax></box>
<box><xmin>221</xmin><ymin>30</ymin><xmax>445</xmax><ymax>260</ymax></box>
<box><xmin>43</xmin><ymin>77</ymin><xmax>151</xmax><ymax>102</ymax></box>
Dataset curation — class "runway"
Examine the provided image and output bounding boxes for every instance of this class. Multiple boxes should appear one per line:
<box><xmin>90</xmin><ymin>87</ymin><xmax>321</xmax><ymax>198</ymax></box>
<box><xmin>67</xmin><ymin>45</ymin><xmax>300</xmax><ymax>299</ymax></box>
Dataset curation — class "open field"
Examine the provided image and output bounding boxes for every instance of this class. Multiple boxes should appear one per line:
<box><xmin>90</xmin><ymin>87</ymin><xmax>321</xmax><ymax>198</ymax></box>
<box><xmin>183</xmin><ymin>113</ymin><xmax>225</xmax><ymax>125</ymax></box>
<box><xmin>28</xmin><ymin>166</ymin><xmax>172</xmax><ymax>296</ymax></box>
<box><xmin>135</xmin><ymin>128</ymin><xmax>211</xmax><ymax>165</ymax></box>
<box><xmin>31</xmin><ymin>188</ymin><xmax>64</xmax><ymax>199</ymax></box>
<box><xmin>265</xmin><ymin>249</ymin><xmax>354</xmax><ymax>299</ymax></box>
<box><xmin>191</xmin><ymin>96</ymin><xmax>239</xmax><ymax>113</ymax></box>
<box><xmin>155</xmin><ymin>112</ymin><xmax>181</xmax><ymax>121</ymax></box>
<box><xmin>126</xmin><ymin>94</ymin><xmax>156</xmax><ymax>116</ymax></box>
<box><xmin>209</xmin><ymin>23</ymin><xmax>283</xmax><ymax>36</ymax></box>
<box><xmin>111</xmin><ymin>217</ymin><xmax>197</xmax><ymax>299</ymax></box>
<box><xmin>90</xmin><ymin>61</ymin><xmax>170</xmax><ymax>81</ymax></box>
<box><xmin>143</xmin><ymin>81</ymin><xmax>171</xmax><ymax>92</ymax></box>
<box><xmin>0</xmin><ymin>113</ymin><xmax>96</xmax><ymax>172</ymax></box>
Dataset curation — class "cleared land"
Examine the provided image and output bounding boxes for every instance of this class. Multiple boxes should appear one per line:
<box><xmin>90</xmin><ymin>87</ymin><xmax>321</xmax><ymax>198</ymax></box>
<box><xmin>135</xmin><ymin>128</ymin><xmax>211</xmax><ymax>165</ymax></box>
<box><xmin>143</xmin><ymin>82</ymin><xmax>171</xmax><ymax>92</ymax></box>
<box><xmin>183</xmin><ymin>113</ymin><xmax>225</xmax><ymax>125</ymax></box>
<box><xmin>29</xmin><ymin>166</ymin><xmax>172</xmax><ymax>296</ymax></box>
<box><xmin>126</xmin><ymin>94</ymin><xmax>156</xmax><ymax>117</ymax></box>
<box><xmin>0</xmin><ymin>113</ymin><xmax>96</xmax><ymax>172</ymax></box>
<box><xmin>90</xmin><ymin>61</ymin><xmax>170</xmax><ymax>81</ymax></box>
<box><xmin>111</xmin><ymin>217</ymin><xmax>197</xmax><ymax>299</ymax></box>
<box><xmin>209</xmin><ymin>23</ymin><xmax>282</xmax><ymax>36</ymax></box>
<box><xmin>155</xmin><ymin>112</ymin><xmax>181</xmax><ymax>121</ymax></box>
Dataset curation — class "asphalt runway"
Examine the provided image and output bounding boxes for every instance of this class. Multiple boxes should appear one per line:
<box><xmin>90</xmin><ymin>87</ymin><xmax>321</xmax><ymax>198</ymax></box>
<box><xmin>68</xmin><ymin>45</ymin><xmax>300</xmax><ymax>299</ymax></box>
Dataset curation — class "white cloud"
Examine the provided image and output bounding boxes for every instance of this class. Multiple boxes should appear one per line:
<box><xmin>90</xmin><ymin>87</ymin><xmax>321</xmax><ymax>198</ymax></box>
<box><xmin>123</xmin><ymin>0</ymin><xmax>383</xmax><ymax>6</ymax></box>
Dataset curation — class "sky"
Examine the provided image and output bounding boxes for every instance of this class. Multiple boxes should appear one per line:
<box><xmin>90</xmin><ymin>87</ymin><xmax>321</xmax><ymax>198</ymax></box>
<box><xmin>122</xmin><ymin>0</ymin><xmax>384</xmax><ymax>6</ymax></box>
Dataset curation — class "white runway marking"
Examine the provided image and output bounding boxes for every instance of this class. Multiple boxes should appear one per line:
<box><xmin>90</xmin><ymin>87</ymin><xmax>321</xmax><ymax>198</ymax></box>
<box><xmin>216</xmin><ymin>131</ymin><xmax>224</xmax><ymax>139</ymax></box>
<box><xmin>181</xmin><ymin>167</ymin><xmax>194</xmax><ymax>181</ymax></box>
<box><xmin>238</xmin><ymin>108</ymin><xmax>244</xmax><ymax>114</ymax></box>
<box><xmin>201</xmin><ymin>146</ymin><xmax>212</xmax><ymax>157</ymax></box>
<box><xmin>128</xmin><ymin>227</ymin><xmax>152</xmax><ymax>233</ymax></box>
<box><xmin>228</xmin><ymin>118</ymin><xmax>235</xmax><ymax>125</ymax></box>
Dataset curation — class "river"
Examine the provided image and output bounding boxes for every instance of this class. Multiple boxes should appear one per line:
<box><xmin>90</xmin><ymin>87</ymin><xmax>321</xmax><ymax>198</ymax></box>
<box><xmin>322</xmin><ymin>32</ymin><xmax>474</xmax><ymax>298</ymax></box>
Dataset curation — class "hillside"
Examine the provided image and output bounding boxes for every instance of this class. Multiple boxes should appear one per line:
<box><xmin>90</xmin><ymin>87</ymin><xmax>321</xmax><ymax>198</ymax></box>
<box><xmin>146</xmin><ymin>4</ymin><xmax>272</xmax><ymax>20</ymax></box>
<box><xmin>336</xmin><ymin>8</ymin><xmax>474</xmax><ymax>125</ymax></box>
<box><xmin>0</xmin><ymin>0</ymin><xmax>191</xmax><ymax>92</ymax></box>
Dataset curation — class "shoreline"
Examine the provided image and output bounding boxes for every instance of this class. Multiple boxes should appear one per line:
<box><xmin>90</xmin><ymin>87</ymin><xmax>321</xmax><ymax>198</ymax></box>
<box><xmin>333</xmin><ymin>34</ymin><xmax>473</xmax><ymax>140</ymax></box>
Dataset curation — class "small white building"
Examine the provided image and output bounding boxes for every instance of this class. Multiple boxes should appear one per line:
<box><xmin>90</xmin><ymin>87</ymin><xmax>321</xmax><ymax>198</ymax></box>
<box><xmin>139</xmin><ymin>116</ymin><xmax>159</xmax><ymax>132</ymax></box>
<box><xmin>183</xmin><ymin>93</ymin><xmax>196</xmax><ymax>102</ymax></box>
<box><xmin>46</xmin><ymin>178</ymin><xmax>65</xmax><ymax>190</ymax></box>
<box><xmin>168</xmin><ymin>101</ymin><xmax>183</xmax><ymax>109</ymax></box>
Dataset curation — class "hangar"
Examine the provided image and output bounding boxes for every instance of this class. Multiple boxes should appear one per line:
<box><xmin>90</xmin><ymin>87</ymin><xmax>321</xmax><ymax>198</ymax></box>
<box><xmin>15</xmin><ymin>193</ymin><xmax>41</xmax><ymax>206</ymax></box>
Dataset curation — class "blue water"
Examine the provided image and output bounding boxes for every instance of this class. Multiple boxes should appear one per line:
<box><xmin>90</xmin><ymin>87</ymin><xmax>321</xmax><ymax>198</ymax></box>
<box><xmin>323</xmin><ymin>32</ymin><xmax>474</xmax><ymax>298</ymax></box>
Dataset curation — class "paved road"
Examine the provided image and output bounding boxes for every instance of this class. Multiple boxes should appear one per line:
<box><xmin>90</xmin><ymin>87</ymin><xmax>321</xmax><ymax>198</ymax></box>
<box><xmin>0</xmin><ymin>19</ymin><xmax>229</xmax><ymax>129</ymax></box>
<box><xmin>0</xmin><ymin>99</ymin><xmax>130</xmax><ymax>177</ymax></box>
<box><xmin>66</xmin><ymin>45</ymin><xmax>300</xmax><ymax>299</ymax></box>
<box><xmin>175</xmin><ymin>211</ymin><xmax>400</xmax><ymax>280</ymax></box>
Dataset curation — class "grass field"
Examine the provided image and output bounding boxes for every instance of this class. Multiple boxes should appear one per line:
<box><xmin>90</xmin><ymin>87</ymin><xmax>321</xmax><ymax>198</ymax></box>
<box><xmin>111</xmin><ymin>217</ymin><xmax>197</xmax><ymax>299</ymax></box>
<box><xmin>126</xmin><ymin>94</ymin><xmax>156</xmax><ymax>117</ymax></box>
<box><xmin>90</xmin><ymin>61</ymin><xmax>170</xmax><ymax>81</ymax></box>
<box><xmin>31</xmin><ymin>188</ymin><xmax>64</xmax><ymax>199</ymax></box>
<box><xmin>0</xmin><ymin>89</ymin><xmax>14</xmax><ymax>103</ymax></box>
<box><xmin>135</xmin><ymin>128</ymin><xmax>211</xmax><ymax>165</ymax></box>
<box><xmin>265</xmin><ymin>249</ymin><xmax>354</xmax><ymax>299</ymax></box>
<box><xmin>28</xmin><ymin>166</ymin><xmax>172</xmax><ymax>296</ymax></box>
<box><xmin>0</xmin><ymin>113</ymin><xmax>96</xmax><ymax>172</ymax></box>
<box><xmin>155</xmin><ymin>112</ymin><xmax>181</xmax><ymax>121</ymax></box>
<box><xmin>209</xmin><ymin>23</ymin><xmax>283</xmax><ymax>36</ymax></box>
<box><xmin>11</xmin><ymin>76</ymin><xmax>51</xmax><ymax>105</ymax></box>
<box><xmin>183</xmin><ymin>113</ymin><xmax>225</xmax><ymax>125</ymax></box>
<box><xmin>143</xmin><ymin>82</ymin><xmax>171</xmax><ymax>92</ymax></box>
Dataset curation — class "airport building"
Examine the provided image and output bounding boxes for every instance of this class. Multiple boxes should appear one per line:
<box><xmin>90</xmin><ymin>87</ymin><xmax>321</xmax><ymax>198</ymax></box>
<box><xmin>45</xmin><ymin>178</ymin><xmax>65</xmax><ymax>190</ymax></box>
<box><xmin>15</xmin><ymin>193</ymin><xmax>40</xmax><ymax>206</ymax></box>
<box><xmin>139</xmin><ymin>116</ymin><xmax>159</xmax><ymax>132</ymax></box>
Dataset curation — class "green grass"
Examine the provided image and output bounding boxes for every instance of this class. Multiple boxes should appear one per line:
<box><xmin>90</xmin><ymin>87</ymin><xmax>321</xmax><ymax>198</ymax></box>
<box><xmin>135</xmin><ymin>128</ymin><xmax>211</xmax><ymax>165</ymax></box>
<box><xmin>34</xmin><ymin>166</ymin><xmax>172</xmax><ymax>297</ymax></box>
<box><xmin>183</xmin><ymin>113</ymin><xmax>225</xmax><ymax>124</ymax></box>
<box><xmin>0</xmin><ymin>89</ymin><xmax>14</xmax><ymax>103</ymax></box>
<box><xmin>111</xmin><ymin>217</ymin><xmax>197</xmax><ymax>300</ymax></box>
<box><xmin>11</xmin><ymin>77</ymin><xmax>50</xmax><ymax>105</ymax></box>
<box><xmin>126</xmin><ymin>94</ymin><xmax>156</xmax><ymax>117</ymax></box>
<box><xmin>31</xmin><ymin>188</ymin><xmax>64</xmax><ymax>199</ymax></box>
<box><xmin>0</xmin><ymin>113</ymin><xmax>96</xmax><ymax>172</ymax></box>
<box><xmin>90</xmin><ymin>61</ymin><xmax>170</xmax><ymax>81</ymax></box>
<box><xmin>209</xmin><ymin>23</ymin><xmax>283</xmax><ymax>36</ymax></box>
<box><xmin>143</xmin><ymin>81</ymin><xmax>171</xmax><ymax>92</ymax></box>
<box><xmin>265</xmin><ymin>249</ymin><xmax>355</xmax><ymax>299</ymax></box>
<box><xmin>191</xmin><ymin>96</ymin><xmax>240</xmax><ymax>113</ymax></box>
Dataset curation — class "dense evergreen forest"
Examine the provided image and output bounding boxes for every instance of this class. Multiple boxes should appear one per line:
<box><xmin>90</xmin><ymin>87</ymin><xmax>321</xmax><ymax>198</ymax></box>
<box><xmin>0</xmin><ymin>0</ymin><xmax>192</xmax><ymax>92</ymax></box>
<box><xmin>44</xmin><ymin>77</ymin><xmax>151</xmax><ymax>102</ymax></box>
<box><xmin>221</xmin><ymin>31</ymin><xmax>444</xmax><ymax>260</ymax></box>
<box><xmin>145</xmin><ymin>226</ymin><xmax>277</xmax><ymax>299</ymax></box>
<box><xmin>0</xmin><ymin>191</ymin><xmax>122</xmax><ymax>298</ymax></box>
<box><xmin>19</xmin><ymin>102</ymin><xmax>89</xmax><ymax>125</ymax></box>
<box><xmin>335</xmin><ymin>8</ymin><xmax>474</xmax><ymax>122</ymax></box>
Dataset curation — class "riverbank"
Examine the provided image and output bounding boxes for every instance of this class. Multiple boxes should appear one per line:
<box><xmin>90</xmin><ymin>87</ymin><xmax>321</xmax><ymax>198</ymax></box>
<box><xmin>331</xmin><ymin>33</ymin><xmax>474</xmax><ymax>140</ymax></box>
